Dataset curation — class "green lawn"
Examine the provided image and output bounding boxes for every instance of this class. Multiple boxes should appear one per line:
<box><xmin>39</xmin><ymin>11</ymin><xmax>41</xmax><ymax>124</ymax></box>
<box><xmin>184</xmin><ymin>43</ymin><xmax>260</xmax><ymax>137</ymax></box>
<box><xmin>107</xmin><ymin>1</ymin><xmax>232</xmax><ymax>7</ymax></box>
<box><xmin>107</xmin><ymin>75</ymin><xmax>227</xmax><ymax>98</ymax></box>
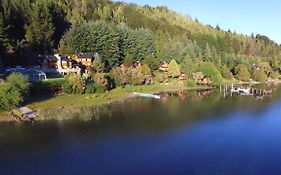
<box><xmin>0</xmin><ymin>82</ymin><xmax>209</xmax><ymax>121</ymax></box>
<box><xmin>27</xmin><ymin>83</ymin><xmax>204</xmax><ymax>111</ymax></box>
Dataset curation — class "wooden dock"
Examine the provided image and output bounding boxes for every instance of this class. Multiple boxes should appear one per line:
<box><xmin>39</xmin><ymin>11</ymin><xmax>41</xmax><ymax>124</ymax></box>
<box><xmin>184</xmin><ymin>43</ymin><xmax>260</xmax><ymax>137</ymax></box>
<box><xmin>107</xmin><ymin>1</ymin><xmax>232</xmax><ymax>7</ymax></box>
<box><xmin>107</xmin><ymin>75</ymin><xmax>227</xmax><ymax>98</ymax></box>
<box><xmin>222</xmin><ymin>84</ymin><xmax>273</xmax><ymax>98</ymax></box>
<box><xmin>13</xmin><ymin>107</ymin><xmax>37</xmax><ymax>122</ymax></box>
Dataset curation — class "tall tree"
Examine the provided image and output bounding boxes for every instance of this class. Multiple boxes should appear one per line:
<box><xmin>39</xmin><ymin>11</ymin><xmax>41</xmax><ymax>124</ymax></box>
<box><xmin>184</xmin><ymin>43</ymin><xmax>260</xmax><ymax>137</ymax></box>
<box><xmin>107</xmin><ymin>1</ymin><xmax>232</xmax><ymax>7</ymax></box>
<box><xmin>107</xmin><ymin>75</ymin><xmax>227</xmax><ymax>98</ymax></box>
<box><xmin>25</xmin><ymin>0</ymin><xmax>55</xmax><ymax>54</ymax></box>
<box><xmin>203</xmin><ymin>43</ymin><xmax>212</xmax><ymax>61</ymax></box>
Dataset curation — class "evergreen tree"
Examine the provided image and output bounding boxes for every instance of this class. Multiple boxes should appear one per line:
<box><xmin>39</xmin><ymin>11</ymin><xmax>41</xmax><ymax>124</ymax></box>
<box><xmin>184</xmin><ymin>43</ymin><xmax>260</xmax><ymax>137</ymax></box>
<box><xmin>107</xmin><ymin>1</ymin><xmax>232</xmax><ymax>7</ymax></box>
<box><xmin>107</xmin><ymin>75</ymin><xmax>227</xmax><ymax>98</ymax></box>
<box><xmin>93</xmin><ymin>57</ymin><xmax>104</xmax><ymax>73</ymax></box>
<box><xmin>234</xmin><ymin>64</ymin><xmax>250</xmax><ymax>81</ymax></box>
<box><xmin>168</xmin><ymin>59</ymin><xmax>181</xmax><ymax>78</ymax></box>
<box><xmin>220</xmin><ymin>65</ymin><xmax>233</xmax><ymax>80</ymax></box>
<box><xmin>200</xmin><ymin>62</ymin><xmax>223</xmax><ymax>85</ymax></box>
<box><xmin>143</xmin><ymin>54</ymin><xmax>158</xmax><ymax>70</ymax></box>
<box><xmin>58</xmin><ymin>38</ymin><xmax>68</xmax><ymax>56</ymax></box>
<box><xmin>0</xmin><ymin>10</ymin><xmax>5</xmax><ymax>53</ymax></box>
<box><xmin>123</xmin><ymin>53</ymin><xmax>133</xmax><ymax>67</ymax></box>
<box><xmin>25</xmin><ymin>0</ymin><xmax>55</xmax><ymax>54</ymax></box>
<box><xmin>203</xmin><ymin>43</ymin><xmax>212</xmax><ymax>61</ymax></box>
<box><xmin>253</xmin><ymin>69</ymin><xmax>267</xmax><ymax>83</ymax></box>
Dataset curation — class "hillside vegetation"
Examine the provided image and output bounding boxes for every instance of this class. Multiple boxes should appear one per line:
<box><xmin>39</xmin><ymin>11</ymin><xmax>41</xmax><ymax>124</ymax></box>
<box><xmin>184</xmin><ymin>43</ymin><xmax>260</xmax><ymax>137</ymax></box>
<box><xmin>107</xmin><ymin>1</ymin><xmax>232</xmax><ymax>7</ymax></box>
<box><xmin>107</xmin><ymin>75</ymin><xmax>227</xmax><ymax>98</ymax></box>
<box><xmin>1</xmin><ymin>0</ymin><xmax>281</xmax><ymax>81</ymax></box>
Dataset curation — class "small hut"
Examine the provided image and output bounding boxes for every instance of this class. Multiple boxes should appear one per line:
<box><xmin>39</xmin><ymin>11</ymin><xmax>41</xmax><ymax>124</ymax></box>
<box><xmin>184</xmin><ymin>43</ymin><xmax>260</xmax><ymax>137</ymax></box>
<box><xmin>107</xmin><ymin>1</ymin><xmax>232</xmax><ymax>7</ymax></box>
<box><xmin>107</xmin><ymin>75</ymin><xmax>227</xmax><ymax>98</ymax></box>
<box><xmin>159</xmin><ymin>61</ymin><xmax>169</xmax><ymax>72</ymax></box>
<box><xmin>23</xmin><ymin>69</ymin><xmax>47</xmax><ymax>81</ymax></box>
<box><xmin>192</xmin><ymin>72</ymin><xmax>213</xmax><ymax>86</ymax></box>
<box><xmin>179</xmin><ymin>74</ymin><xmax>188</xmax><ymax>83</ymax></box>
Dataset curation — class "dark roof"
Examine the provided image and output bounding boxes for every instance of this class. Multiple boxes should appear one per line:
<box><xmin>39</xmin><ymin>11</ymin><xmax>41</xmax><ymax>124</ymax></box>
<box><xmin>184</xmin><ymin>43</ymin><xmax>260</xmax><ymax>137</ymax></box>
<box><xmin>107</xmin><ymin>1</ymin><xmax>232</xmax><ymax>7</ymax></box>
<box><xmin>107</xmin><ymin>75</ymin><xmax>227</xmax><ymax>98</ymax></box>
<box><xmin>77</xmin><ymin>53</ymin><xmax>92</xmax><ymax>59</ymax></box>
<box><xmin>45</xmin><ymin>55</ymin><xmax>58</xmax><ymax>61</ymax></box>
<box><xmin>43</xmin><ymin>55</ymin><xmax>71</xmax><ymax>62</ymax></box>
<box><xmin>61</xmin><ymin>57</ymin><xmax>70</xmax><ymax>61</ymax></box>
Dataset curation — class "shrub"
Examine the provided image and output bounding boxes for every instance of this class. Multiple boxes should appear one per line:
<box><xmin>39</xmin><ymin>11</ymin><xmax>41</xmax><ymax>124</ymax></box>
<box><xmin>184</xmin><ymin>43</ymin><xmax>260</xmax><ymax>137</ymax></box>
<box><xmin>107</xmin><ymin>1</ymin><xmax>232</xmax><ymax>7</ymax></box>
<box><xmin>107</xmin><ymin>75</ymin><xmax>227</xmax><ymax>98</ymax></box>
<box><xmin>253</xmin><ymin>69</ymin><xmax>267</xmax><ymax>83</ymax></box>
<box><xmin>130</xmin><ymin>68</ymin><xmax>145</xmax><ymax>85</ymax></box>
<box><xmin>94</xmin><ymin>83</ymin><xmax>105</xmax><ymax>93</ymax></box>
<box><xmin>260</xmin><ymin>62</ymin><xmax>273</xmax><ymax>75</ymax></box>
<box><xmin>92</xmin><ymin>58</ymin><xmax>104</xmax><ymax>73</ymax></box>
<box><xmin>141</xmin><ymin>64</ymin><xmax>152</xmax><ymax>76</ymax></box>
<box><xmin>85</xmin><ymin>84</ymin><xmax>96</xmax><ymax>94</ymax></box>
<box><xmin>269</xmin><ymin>71</ymin><xmax>280</xmax><ymax>79</ymax></box>
<box><xmin>144</xmin><ymin>75</ymin><xmax>154</xmax><ymax>85</ymax></box>
<box><xmin>0</xmin><ymin>73</ymin><xmax>30</xmax><ymax>111</ymax></box>
<box><xmin>110</xmin><ymin>67</ymin><xmax>146</xmax><ymax>86</ymax></box>
<box><xmin>6</xmin><ymin>73</ymin><xmax>30</xmax><ymax>97</ymax></box>
<box><xmin>200</xmin><ymin>62</ymin><xmax>223</xmax><ymax>85</ymax></box>
<box><xmin>63</xmin><ymin>81</ymin><xmax>73</xmax><ymax>94</ymax></box>
<box><xmin>110</xmin><ymin>67</ymin><xmax>131</xmax><ymax>86</ymax></box>
<box><xmin>0</xmin><ymin>83</ymin><xmax>22</xmax><ymax>111</ymax></box>
<box><xmin>234</xmin><ymin>64</ymin><xmax>250</xmax><ymax>81</ymax></box>
<box><xmin>65</xmin><ymin>73</ymin><xmax>85</xmax><ymax>94</ymax></box>
<box><xmin>220</xmin><ymin>65</ymin><xmax>234</xmax><ymax>80</ymax></box>
<box><xmin>31</xmin><ymin>78</ymin><xmax>66</xmax><ymax>94</ymax></box>
<box><xmin>185</xmin><ymin>80</ymin><xmax>197</xmax><ymax>87</ymax></box>
<box><xmin>143</xmin><ymin>54</ymin><xmax>159</xmax><ymax>70</ymax></box>
<box><xmin>168</xmin><ymin>59</ymin><xmax>181</xmax><ymax>78</ymax></box>
<box><xmin>154</xmin><ymin>71</ymin><xmax>168</xmax><ymax>83</ymax></box>
<box><xmin>94</xmin><ymin>73</ymin><xmax>109</xmax><ymax>90</ymax></box>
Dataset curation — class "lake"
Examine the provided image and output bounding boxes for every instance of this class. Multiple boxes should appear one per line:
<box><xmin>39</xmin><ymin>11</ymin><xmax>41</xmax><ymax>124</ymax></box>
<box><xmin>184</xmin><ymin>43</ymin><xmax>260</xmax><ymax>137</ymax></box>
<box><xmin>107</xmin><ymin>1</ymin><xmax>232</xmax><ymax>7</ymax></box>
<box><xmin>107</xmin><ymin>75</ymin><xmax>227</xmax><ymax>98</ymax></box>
<box><xmin>1</xmin><ymin>84</ymin><xmax>281</xmax><ymax>175</ymax></box>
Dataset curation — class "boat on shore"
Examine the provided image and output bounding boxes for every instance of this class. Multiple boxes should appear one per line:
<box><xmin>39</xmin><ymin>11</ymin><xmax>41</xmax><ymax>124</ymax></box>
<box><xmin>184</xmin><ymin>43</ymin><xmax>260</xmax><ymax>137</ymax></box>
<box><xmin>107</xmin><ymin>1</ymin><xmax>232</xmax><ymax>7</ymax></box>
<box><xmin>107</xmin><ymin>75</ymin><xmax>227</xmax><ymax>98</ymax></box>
<box><xmin>133</xmin><ymin>92</ymin><xmax>161</xmax><ymax>99</ymax></box>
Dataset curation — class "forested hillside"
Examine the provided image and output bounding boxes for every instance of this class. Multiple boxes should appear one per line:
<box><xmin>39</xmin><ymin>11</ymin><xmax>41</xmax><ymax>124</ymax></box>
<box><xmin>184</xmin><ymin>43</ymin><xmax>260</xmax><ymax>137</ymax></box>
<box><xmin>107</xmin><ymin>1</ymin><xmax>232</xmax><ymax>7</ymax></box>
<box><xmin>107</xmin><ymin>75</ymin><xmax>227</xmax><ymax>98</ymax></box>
<box><xmin>1</xmin><ymin>0</ymin><xmax>281</xmax><ymax>81</ymax></box>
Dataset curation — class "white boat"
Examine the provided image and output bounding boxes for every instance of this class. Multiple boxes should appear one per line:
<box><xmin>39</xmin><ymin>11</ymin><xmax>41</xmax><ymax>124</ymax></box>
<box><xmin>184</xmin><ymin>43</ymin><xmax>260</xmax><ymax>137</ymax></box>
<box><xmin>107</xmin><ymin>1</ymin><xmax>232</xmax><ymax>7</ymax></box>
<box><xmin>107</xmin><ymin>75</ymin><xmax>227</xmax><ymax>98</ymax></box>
<box><xmin>231</xmin><ymin>87</ymin><xmax>251</xmax><ymax>94</ymax></box>
<box><xmin>133</xmin><ymin>92</ymin><xmax>161</xmax><ymax>99</ymax></box>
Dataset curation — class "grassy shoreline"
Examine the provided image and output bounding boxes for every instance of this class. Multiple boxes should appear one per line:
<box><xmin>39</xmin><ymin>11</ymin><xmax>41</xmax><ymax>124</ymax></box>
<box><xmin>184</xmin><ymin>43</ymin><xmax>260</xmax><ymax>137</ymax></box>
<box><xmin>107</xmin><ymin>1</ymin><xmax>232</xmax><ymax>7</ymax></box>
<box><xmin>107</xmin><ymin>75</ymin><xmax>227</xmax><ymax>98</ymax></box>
<box><xmin>0</xmin><ymin>84</ymin><xmax>211</xmax><ymax>122</ymax></box>
<box><xmin>1</xmin><ymin>79</ymin><xmax>279</xmax><ymax>122</ymax></box>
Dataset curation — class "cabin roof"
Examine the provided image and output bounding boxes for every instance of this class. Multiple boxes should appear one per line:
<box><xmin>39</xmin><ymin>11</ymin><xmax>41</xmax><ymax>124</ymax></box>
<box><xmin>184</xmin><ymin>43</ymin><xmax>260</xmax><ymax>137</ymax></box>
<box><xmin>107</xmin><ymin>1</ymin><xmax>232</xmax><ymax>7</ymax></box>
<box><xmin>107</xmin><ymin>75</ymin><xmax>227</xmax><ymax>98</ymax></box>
<box><xmin>44</xmin><ymin>55</ymin><xmax>58</xmax><ymax>61</ymax></box>
<box><xmin>77</xmin><ymin>53</ymin><xmax>92</xmax><ymax>59</ymax></box>
<box><xmin>43</xmin><ymin>55</ymin><xmax>71</xmax><ymax>62</ymax></box>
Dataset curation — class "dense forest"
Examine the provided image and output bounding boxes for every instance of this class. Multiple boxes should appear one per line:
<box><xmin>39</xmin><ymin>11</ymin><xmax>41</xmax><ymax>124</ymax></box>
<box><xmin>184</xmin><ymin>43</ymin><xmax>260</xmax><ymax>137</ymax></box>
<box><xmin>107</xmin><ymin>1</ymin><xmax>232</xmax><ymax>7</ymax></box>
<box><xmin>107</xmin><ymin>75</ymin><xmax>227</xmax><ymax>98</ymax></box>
<box><xmin>1</xmin><ymin>0</ymin><xmax>281</xmax><ymax>81</ymax></box>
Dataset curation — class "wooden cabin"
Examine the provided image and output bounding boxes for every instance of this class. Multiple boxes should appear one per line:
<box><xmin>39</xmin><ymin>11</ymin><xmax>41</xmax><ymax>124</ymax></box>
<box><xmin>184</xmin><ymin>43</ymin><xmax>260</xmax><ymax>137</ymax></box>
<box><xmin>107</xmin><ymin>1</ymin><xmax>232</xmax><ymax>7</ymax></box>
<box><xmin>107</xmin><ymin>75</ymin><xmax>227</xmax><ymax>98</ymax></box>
<box><xmin>179</xmin><ymin>74</ymin><xmax>188</xmax><ymax>83</ymax></box>
<box><xmin>159</xmin><ymin>61</ymin><xmax>169</xmax><ymax>72</ymax></box>
<box><xmin>134</xmin><ymin>61</ymin><xmax>142</xmax><ymax>70</ymax></box>
<box><xmin>197</xmin><ymin>77</ymin><xmax>213</xmax><ymax>86</ymax></box>
<box><xmin>60</xmin><ymin>56</ymin><xmax>72</xmax><ymax>69</ymax></box>
<box><xmin>41</xmin><ymin>55</ymin><xmax>58</xmax><ymax>69</ymax></box>
<box><xmin>41</xmin><ymin>54</ymin><xmax>73</xmax><ymax>69</ymax></box>
<box><xmin>73</xmin><ymin>53</ymin><xmax>93</xmax><ymax>67</ymax></box>
<box><xmin>192</xmin><ymin>72</ymin><xmax>213</xmax><ymax>86</ymax></box>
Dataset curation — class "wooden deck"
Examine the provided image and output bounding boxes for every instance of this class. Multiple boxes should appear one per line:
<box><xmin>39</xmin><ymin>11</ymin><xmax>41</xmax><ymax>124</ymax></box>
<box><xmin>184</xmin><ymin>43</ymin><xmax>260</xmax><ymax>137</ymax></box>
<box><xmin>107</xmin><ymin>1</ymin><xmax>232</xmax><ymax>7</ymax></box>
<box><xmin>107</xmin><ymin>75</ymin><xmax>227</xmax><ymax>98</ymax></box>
<box><xmin>14</xmin><ymin>107</ymin><xmax>37</xmax><ymax>122</ymax></box>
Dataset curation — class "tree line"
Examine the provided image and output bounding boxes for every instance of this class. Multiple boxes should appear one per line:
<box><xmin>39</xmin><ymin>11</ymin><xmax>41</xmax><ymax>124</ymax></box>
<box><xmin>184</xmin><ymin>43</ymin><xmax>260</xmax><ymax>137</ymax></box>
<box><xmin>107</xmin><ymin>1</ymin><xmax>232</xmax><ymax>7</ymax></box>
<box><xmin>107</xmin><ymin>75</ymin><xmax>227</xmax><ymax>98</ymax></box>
<box><xmin>0</xmin><ymin>0</ymin><xmax>281</xmax><ymax>81</ymax></box>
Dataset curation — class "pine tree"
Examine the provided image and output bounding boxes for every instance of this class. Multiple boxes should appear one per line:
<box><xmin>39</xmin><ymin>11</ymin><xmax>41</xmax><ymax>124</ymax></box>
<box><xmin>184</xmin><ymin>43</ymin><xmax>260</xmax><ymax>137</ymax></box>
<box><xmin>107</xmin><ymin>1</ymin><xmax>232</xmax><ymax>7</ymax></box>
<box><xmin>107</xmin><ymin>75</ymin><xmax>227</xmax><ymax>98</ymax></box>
<box><xmin>25</xmin><ymin>0</ymin><xmax>55</xmax><ymax>54</ymax></box>
<box><xmin>123</xmin><ymin>53</ymin><xmax>133</xmax><ymax>67</ymax></box>
<box><xmin>143</xmin><ymin>54</ymin><xmax>158</xmax><ymax>70</ymax></box>
<box><xmin>93</xmin><ymin>57</ymin><xmax>104</xmax><ymax>73</ymax></box>
<box><xmin>234</xmin><ymin>64</ymin><xmax>250</xmax><ymax>81</ymax></box>
<box><xmin>0</xmin><ymin>11</ymin><xmax>5</xmax><ymax>53</ymax></box>
<box><xmin>203</xmin><ymin>43</ymin><xmax>212</xmax><ymax>61</ymax></box>
<box><xmin>58</xmin><ymin>38</ymin><xmax>68</xmax><ymax>56</ymax></box>
<box><xmin>168</xmin><ymin>59</ymin><xmax>181</xmax><ymax>78</ymax></box>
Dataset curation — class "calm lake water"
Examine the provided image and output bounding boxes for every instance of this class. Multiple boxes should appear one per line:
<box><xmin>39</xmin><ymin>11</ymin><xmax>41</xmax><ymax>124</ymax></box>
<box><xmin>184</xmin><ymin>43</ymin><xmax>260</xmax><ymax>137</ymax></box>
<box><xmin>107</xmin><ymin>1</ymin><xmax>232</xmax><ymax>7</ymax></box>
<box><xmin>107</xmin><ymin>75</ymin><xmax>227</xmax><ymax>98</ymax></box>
<box><xmin>1</xmin><ymin>84</ymin><xmax>281</xmax><ymax>175</ymax></box>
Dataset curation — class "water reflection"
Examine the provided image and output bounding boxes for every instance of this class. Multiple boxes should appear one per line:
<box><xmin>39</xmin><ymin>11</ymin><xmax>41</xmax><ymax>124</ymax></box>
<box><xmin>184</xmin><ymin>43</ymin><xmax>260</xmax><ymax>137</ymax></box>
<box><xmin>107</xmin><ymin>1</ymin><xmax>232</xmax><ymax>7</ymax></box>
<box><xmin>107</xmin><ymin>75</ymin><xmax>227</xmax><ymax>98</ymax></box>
<box><xmin>1</xmin><ymin>84</ymin><xmax>281</xmax><ymax>175</ymax></box>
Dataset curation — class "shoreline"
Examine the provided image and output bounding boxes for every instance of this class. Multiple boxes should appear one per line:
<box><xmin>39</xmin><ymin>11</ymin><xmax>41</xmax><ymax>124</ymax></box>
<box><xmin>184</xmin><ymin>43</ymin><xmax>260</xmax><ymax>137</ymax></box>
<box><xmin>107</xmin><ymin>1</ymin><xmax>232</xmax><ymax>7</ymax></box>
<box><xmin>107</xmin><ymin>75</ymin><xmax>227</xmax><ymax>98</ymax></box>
<box><xmin>1</xmin><ymin>79</ymin><xmax>280</xmax><ymax>123</ymax></box>
<box><xmin>0</xmin><ymin>85</ymin><xmax>212</xmax><ymax>123</ymax></box>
